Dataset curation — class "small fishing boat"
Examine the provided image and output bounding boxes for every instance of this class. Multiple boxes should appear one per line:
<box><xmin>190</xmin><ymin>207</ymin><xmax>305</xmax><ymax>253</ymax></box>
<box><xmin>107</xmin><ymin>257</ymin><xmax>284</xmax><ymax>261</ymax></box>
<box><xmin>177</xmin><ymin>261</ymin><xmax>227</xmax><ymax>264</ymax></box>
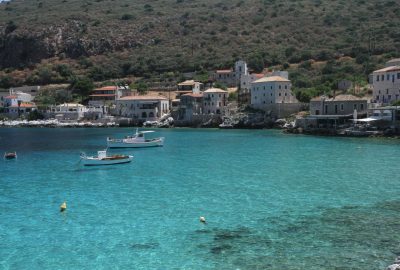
<box><xmin>80</xmin><ymin>150</ymin><xmax>133</xmax><ymax>166</ymax></box>
<box><xmin>107</xmin><ymin>129</ymin><xmax>164</xmax><ymax>148</ymax></box>
<box><xmin>4</xmin><ymin>152</ymin><xmax>17</xmax><ymax>159</ymax></box>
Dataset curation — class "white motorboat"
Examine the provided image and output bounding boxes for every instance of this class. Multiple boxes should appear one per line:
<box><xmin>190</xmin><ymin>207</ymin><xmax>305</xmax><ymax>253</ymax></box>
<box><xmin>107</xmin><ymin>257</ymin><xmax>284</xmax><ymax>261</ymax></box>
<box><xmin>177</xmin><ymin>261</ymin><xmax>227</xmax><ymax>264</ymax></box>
<box><xmin>107</xmin><ymin>129</ymin><xmax>164</xmax><ymax>148</ymax></box>
<box><xmin>4</xmin><ymin>151</ymin><xmax>17</xmax><ymax>160</ymax></box>
<box><xmin>80</xmin><ymin>150</ymin><xmax>133</xmax><ymax>166</ymax></box>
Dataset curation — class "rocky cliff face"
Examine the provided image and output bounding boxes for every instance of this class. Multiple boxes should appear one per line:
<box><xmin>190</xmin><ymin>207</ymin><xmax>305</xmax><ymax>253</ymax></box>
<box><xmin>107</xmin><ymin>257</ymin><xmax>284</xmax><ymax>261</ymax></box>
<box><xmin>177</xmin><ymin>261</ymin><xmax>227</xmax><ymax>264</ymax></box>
<box><xmin>0</xmin><ymin>18</ymin><xmax>151</xmax><ymax>68</ymax></box>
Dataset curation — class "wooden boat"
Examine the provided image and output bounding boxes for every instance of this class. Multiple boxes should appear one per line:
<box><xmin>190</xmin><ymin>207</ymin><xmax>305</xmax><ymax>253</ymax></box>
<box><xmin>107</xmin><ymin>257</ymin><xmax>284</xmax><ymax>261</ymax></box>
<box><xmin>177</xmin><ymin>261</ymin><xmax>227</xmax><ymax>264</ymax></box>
<box><xmin>80</xmin><ymin>150</ymin><xmax>133</xmax><ymax>166</ymax></box>
<box><xmin>107</xmin><ymin>129</ymin><xmax>164</xmax><ymax>148</ymax></box>
<box><xmin>4</xmin><ymin>152</ymin><xmax>17</xmax><ymax>159</ymax></box>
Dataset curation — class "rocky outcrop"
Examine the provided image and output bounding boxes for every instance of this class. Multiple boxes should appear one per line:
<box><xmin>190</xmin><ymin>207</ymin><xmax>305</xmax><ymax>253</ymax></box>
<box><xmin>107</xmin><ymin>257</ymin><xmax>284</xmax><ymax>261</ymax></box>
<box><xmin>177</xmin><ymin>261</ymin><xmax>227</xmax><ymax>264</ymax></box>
<box><xmin>0</xmin><ymin>19</ymin><xmax>145</xmax><ymax>68</ymax></box>
<box><xmin>386</xmin><ymin>257</ymin><xmax>400</xmax><ymax>270</ymax></box>
<box><xmin>219</xmin><ymin>112</ymin><xmax>273</xmax><ymax>129</ymax></box>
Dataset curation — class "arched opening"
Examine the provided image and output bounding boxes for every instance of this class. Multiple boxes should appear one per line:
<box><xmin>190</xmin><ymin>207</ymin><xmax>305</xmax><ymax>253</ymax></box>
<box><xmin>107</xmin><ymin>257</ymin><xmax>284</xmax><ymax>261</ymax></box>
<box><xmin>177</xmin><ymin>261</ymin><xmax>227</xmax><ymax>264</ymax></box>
<box><xmin>149</xmin><ymin>112</ymin><xmax>154</xmax><ymax>118</ymax></box>
<box><xmin>142</xmin><ymin>112</ymin><xmax>147</xmax><ymax>118</ymax></box>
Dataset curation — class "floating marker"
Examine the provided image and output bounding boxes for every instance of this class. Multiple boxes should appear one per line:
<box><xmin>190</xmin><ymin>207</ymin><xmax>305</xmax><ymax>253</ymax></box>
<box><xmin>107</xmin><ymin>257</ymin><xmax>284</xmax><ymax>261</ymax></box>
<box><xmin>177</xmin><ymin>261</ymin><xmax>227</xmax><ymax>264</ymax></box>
<box><xmin>60</xmin><ymin>201</ymin><xmax>67</xmax><ymax>212</ymax></box>
<box><xmin>199</xmin><ymin>216</ymin><xmax>206</xmax><ymax>224</ymax></box>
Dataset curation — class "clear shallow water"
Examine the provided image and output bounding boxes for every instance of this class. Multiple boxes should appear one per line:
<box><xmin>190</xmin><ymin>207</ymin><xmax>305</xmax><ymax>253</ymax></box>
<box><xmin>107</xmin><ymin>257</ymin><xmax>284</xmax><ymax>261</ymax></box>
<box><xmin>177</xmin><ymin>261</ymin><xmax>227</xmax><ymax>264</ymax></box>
<box><xmin>0</xmin><ymin>128</ymin><xmax>399</xmax><ymax>270</ymax></box>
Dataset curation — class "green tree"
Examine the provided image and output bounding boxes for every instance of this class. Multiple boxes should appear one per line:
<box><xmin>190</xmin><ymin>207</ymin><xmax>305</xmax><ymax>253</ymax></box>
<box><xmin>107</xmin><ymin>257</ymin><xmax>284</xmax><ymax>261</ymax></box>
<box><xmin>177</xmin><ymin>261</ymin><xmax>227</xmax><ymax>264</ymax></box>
<box><xmin>5</xmin><ymin>20</ymin><xmax>17</xmax><ymax>35</ymax></box>
<box><xmin>248</xmin><ymin>53</ymin><xmax>264</xmax><ymax>73</ymax></box>
<box><xmin>134</xmin><ymin>81</ymin><xmax>148</xmax><ymax>95</ymax></box>
<box><xmin>27</xmin><ymin>110</ymin><xmax>45</xmax><ymax>120</ymax></box>
<box><xmin>69</xmin><ymin>77</ymin><xmax>94</xmax><ymax>100</ymax></box>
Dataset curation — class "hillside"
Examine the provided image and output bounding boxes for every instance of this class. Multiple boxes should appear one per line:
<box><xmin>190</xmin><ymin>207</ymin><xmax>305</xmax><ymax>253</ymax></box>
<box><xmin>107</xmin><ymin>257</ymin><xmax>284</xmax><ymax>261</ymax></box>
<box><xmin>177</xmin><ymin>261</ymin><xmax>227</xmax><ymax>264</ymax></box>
<box><xmin>0</xmin><ymin>0</ymin><xmax>399</xmax><ymax>92</ymax></box>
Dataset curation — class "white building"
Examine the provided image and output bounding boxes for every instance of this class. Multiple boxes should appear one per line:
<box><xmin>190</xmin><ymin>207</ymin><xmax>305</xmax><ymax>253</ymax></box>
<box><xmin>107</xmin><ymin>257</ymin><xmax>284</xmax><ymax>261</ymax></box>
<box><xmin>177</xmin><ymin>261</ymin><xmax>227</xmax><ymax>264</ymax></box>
<box><xmin>202</xmin><ymin>88</ymin><xmax>228</xmax><ymax>115</ymax></box>
<box><xmin>240</xmin><ymin>71</ymin><xmax>288</xmax><ymax>106</ymax></box>
<box><xmin>49</xmin><ymin>103</ymin><xmax>88</xmax><ymax>120</ymax></box>
<box><xmin>250</xmin><ymin>76</ymin><xmax>297</xmax><ymax>109</ymax></box>
<box><xmin>2</xmin><ymin>90</ymin><xmax>37</xmax><ymax>118</ymax></box>
<box><xmin>116</xmin><ymin>95</ymin><xmax>169</xmax><ymax>121</ymax></box>
<box><xmin>9</xmin><ymin>86</ymin><xmax>40</xmax><ymax>97</ymax></box>
<box><xmin>213</xmin><ymin>60</ymin><xmax>249</xmax><ymax>87</ymax></box>
<box><xmin>372</xmin><ymin>64</ymin><xmax>400</xmax><ymax>104</ymax></box>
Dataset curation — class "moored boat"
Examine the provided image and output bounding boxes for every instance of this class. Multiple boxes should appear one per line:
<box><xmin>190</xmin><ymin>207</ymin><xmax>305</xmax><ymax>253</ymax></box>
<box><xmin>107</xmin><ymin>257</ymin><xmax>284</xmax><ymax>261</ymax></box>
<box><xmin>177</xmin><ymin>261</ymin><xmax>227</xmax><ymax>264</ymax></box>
<box><xmin>80</xmin><ymin>150</ymin><xmax>133</xmax><ymax>166</ymax></box>
<box><xmin>4</xmin><ymin>152</ymin><xmax>17</xmax><ymax>159</ymax></box>
<box><xmin>107</xmin><ymin>129</ymin><xmax>164</xmax><ymax>148</ymax></box>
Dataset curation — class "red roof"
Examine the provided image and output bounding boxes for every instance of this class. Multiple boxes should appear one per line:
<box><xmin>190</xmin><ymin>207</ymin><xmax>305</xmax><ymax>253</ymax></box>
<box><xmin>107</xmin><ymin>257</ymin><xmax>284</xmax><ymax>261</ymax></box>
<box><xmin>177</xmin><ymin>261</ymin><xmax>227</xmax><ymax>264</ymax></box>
<box><xmin>254</xmin><ymin>73</ymin><xmax>265</xmax><ymax>78</ymax></box>
<box><xmin>89</xmin><ymin>94</ymin><xmax>116</xmax><ymax>97</ymax></box>
<box><xmin>9</xmin><ymin>102</ymin><xmax>36</xmax><ymax>108</ymax></box>
<box><xmin>94</xmin><ymin>86</ymin><xmax>118</xmax><ymax>91</ymax></box>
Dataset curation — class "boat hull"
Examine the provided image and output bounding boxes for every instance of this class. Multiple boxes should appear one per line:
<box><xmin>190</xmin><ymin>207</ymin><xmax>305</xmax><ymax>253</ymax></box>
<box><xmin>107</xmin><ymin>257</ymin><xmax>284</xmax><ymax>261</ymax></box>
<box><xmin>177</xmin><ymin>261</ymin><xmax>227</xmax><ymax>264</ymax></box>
<box><xmin>81</xmin><ymin>156</ymin><xmax>133</xmax><ymax>166</ymax></box>
<box><xmin>107</xmin><ymin>138</ymin><xmax>164</xmax><ymax>148</ymax></box>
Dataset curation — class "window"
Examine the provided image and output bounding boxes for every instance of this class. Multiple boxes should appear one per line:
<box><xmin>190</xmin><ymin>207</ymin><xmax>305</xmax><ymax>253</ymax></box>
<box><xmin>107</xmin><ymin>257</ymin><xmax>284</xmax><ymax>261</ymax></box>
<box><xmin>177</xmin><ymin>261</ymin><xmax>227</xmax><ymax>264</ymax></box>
<box><xmin>381</xmin><ymin>75</ymin><xmax>384</xmax><ymax>81</ymax></box>
<box><xmin>263</xmin><ymin>86</ymin><xmax>265</xmax><ymax>90</ymax></box>
<box><xmin>340</xmin><ymin>104</ymin><xmax>344</xmax><ymax>111</ymax></box>
<box><xmin>219</xmin><ymin>94</ymin><xmax>221</xmax><ymax>97</ymax></box>
<box><xmin>353</xmin><ymin>104</ymin><xmax>357</xmax><ymax>110</ymax></box>
<box><xmin>387</xmin><ymin>74</ymin><xmax>390</xmax><ymax>80</ymax></box>
<box><xmin>379</xmin><ymin>90</ymin><xmax>381</xmax><ymax>94</ymax></box>
<box><xmin>219</xmin><ymin>102</ymin><xmax>221</xmax><ymax>107</ymax></box>
<box><xmin>325</xmin><ymin>105</ymin><xmax>328</xmax><ymax>114</ymax></box>
<box><xmin>285</xmin><ymin>85</ymin><xmax>287</xmax><ymax>89</ymax></box>
<box><xmin>142</xmin><ymin>112</ymin><xmax>147</xmax><ymax>118</ymax></box>
<box><xmin>263</xmin><ymin>93</ymin><xmax>265</xmax><ymax>96</ymax></box>
<box><xmin>285</xmin><ymin>93</ymin><xmax>287</xmax><ymax>96</ymax></box>
<box><xmin>271</xmin><ymin>93</ymin><xmax>273</xmax><ymax>96</ymax></box>
<box><xmin>271</xmin><ymin>86</ymin><xmax>272</xmax><ymax>90</ymax></box>
<box><xmin>335</xmin><ymin>105</ymin><xmax>338</xmax><ymax>114</ymax></box>
<box><xmin>279</xmin><ymin>93</ymin><xmax>281</xmax><ymax>96</ymax></box>
<box><xmin>398</xmin><ymin>73</ymin><xmax>400</xmax><ymax>79</ymax></box>
<box><xmin>212</xmin><ymin>94</ymin><xmax>214</xmax><ymax>97</ymax></box>
<box><xmin>376</xmin><ymin>95</ymin><xmax>379</xmax><ymax>100</ymax></box>
<box><xmin>387</xmin><ymin>89</ymin><xmax>389</xmax><ymax>94</ymax></box>
<box><xmin>279</xmin><ymin>85</ymin><xmax>281</xmax><ymax>89</ymax></box>
<box><xmin>263</xmin><ymin>101</ymin><xmax>266</xmax><ymax>104</ymax></box>
<box><xmin>360</xmin><ymin>104</ymin><xmax>364</xmax><ymax>110</ymax></box>
<box><xmin>388</xmin><ymin>95</ymin><xmax>392</xmax><ymax>100</ymax></box>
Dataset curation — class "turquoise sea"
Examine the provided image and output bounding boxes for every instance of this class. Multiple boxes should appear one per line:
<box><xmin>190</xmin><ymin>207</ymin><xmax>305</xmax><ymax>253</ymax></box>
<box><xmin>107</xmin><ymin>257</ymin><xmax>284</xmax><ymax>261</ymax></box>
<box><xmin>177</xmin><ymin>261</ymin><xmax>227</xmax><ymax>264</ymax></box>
<box><xmin>0</xmin><ymin>128</ymin><xmax>399</xmax><ymax>270</ymax></box>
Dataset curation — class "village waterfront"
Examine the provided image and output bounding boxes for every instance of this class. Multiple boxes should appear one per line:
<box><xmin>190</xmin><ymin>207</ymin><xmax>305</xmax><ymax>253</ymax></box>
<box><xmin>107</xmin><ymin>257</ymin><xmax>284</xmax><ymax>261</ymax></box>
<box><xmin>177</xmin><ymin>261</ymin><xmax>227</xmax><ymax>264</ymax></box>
<box><xmin>1</xmin><ymin>128</ymin><xmax>400</xmax><ymax>269</ymax></box>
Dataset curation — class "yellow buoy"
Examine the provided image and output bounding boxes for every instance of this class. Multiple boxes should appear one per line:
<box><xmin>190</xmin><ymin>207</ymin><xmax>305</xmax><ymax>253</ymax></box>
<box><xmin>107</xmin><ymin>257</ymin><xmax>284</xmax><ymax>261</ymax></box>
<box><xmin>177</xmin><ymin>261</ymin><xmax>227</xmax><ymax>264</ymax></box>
<box><xmin>60</xmin><ymin>201</ymin><xmax>67</xmax><ymax>212</ymax></box>
<box><xmin>199</xmin><ymin>216</ymin><xmax>206</xmax><ymax>224</ymax></box>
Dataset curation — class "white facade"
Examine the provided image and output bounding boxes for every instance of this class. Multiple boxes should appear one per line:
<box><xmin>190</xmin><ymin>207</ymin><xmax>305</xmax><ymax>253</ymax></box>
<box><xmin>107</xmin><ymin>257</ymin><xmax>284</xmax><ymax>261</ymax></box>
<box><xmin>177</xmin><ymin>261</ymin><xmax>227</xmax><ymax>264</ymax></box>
<box><xmin>3</xmin><ymin>91</ymin><xmax>34</xmax><ymax>107</ymax></box>
<box><xmin>116</xmin><ymin>95</ymin><xmax>169</xmax><ymax>121</ymax></box>
<box><xmin>250</xmin><ymin>76</ymin><xmax>297</xmax><ymax>110</ymax></box>
<box><xmin>50</xmin><ymin>103</ymin><xmax>88</xmax><ymax>120</ymax></box>
<box><xmin>214</xmin><ymin>60</ymin><xmax>249</xmax><ymax>87</ymax></box>
<box><xmin>372</xmin><ymin>65</ymin><xmax>400</xmax><ymax>104</ymax></box>
<box><xmin>202</xmin><ymin>88</ymin><xmax>228</xmax><ymax>115</ymax></box>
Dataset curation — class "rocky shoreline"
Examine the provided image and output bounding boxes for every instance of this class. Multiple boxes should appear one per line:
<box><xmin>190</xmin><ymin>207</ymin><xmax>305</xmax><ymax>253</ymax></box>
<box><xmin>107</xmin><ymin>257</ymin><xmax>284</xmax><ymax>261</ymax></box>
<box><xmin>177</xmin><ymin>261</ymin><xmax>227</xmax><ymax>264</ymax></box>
<box><xmin>0</xmin><ymin>119</ymin><xmax>118</xmax><ymax>128</ymax></box>
<box><xmin>386</xmin><ymin>257</ymin><xmax>400</xmax><ymax>270</ymax></box>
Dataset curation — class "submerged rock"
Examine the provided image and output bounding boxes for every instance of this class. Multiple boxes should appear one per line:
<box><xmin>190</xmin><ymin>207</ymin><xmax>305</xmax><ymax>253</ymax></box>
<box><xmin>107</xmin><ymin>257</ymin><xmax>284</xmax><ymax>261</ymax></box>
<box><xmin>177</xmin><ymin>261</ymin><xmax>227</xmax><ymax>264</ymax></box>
<box><xmin>387</xmin><ymin>264</ymin><xmax>400</xmax><ymax>270</ymax></box>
